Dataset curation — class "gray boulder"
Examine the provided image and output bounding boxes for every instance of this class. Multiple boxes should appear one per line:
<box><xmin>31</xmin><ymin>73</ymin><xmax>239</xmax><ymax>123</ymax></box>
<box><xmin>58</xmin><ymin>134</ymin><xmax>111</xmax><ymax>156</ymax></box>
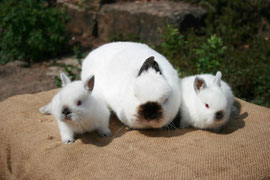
<box><xmin>58</xmin><ymin>1</ymin><xmax>206</xmax><ymax>47</ymax></box>
<box><xmin>59</xmin><ymin>2</ymin><xmax>97</xmax><ymax>48</ymax></box>
<box><xmin>98</xmin><ymin>1</ymin><xmax>206</xmax><ymax>45</ymax></box>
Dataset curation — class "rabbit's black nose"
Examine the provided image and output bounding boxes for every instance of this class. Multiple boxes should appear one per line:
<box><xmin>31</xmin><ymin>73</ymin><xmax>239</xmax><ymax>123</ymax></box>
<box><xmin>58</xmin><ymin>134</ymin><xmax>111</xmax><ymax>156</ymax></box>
<box><xmin>215</xmin><ymin>111</ymin><xmax>224</xmax><ymax>121</ymax></box>
<box><xmin>62</xmin><ymin>108</ymin><xmax>71</xmax><ymax>115</ymax></box>
<box><xmin>138</xmin><ymin>102</ymin><xmax>163</xmax><ymax>122</ymax></box>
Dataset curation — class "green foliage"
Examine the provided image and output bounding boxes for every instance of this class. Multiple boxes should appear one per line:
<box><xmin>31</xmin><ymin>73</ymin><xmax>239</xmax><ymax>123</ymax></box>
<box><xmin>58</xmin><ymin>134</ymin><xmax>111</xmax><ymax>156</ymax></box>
<box><xmin>194</xmin><ymin>34</ymin><xmax>226</xmax><ymax>73</ymax></box>
<box><xmin>161</xmin><ymin>25</ymin><xmax>185</xmax><ymax>61</ymax></box>
<box><xmin>157</xmin><ymin>4</ymin><xmax>270</xmax><ymax>107</ymax></box>
<box><xmin>193</xmin><ymin>0</ymin><xmax>270</xmax><ymax>107</ymax></box>
<box><xmin>0</xmin><ymin>0</ymin><xmax>70</xmax><ymax>64</ymax></box>
<box><xmin>157</xmin><ymin>25</ymin><xmax>198</xmax><ymax>77</ymax></box>
<box><xmin>73</xmin><ymin>46</ymin><xmax>85</xmax><ymax>66</ymax></box>
<box><xmin>54</xmin><ymin>46</ymin><xmax>85</xmax><ymax>87</ymax></box>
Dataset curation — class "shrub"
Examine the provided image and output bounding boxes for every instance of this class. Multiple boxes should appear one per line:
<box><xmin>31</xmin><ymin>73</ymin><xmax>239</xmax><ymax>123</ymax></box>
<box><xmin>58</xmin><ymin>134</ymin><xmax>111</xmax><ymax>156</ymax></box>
<box><xmin>0</xmin><ymin>0</ymin><xmax>70</xmax><ymax>64</ymax></box>
<box><xmin>190</xmin><ymin>0</ymin><xmax>270</xmax><ymax>107</ymax></box>
<box><xmin>160</xmin><ymin>25</ymin><xmax>185</xmax><ymax>62</ymax></box>
<box><xmin>159</xmin><ymin>23</ymin><xmax>270</xmax><ymax>107</ymax></box>
<box><xmin>194</xmin><ymin>34</ymin><xmax>226</xmax><ymax>74</ymax></box>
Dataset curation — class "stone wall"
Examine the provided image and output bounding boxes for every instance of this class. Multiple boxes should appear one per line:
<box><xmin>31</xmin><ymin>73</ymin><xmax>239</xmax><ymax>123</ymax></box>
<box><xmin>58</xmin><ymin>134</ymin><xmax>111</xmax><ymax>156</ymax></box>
<box><xmin>58</xmin><ymin>0</ymin><xmax>206</xmax><ymax>48</ymax></box>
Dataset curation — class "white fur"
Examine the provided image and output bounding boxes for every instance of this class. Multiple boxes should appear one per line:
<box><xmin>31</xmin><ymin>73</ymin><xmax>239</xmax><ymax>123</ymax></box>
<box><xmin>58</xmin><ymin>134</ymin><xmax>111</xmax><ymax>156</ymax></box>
<box><xmin>40</xmin><ymin>73</ymin><xmax>111</xmax><ymax>144</ymax></box>
<box><xmin>179</xmin><ymin>71</ymin><xmax>235</xmax><ymax>130</ymax></box>
<box><xmin>81</xmin><ymin>42</ymin><xmax>181</xmax><ymax>129</ymax></box>
<box><xmin>134</xmin><ymin>68</ymin><xmax>171</xmax><ymax>104</ymax></box>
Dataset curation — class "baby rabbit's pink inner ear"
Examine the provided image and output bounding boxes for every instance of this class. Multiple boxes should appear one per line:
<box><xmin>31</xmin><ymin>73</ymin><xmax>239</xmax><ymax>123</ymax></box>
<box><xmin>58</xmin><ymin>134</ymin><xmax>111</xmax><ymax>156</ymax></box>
<box><xmin>194</xmin><ymin>77</ymin><xmax>206</xmax><ymax>93</ymax></box>
<box><xmin>213</xmin><ymin>71</ymin><xmax>222</xmax><ymax>87</ymax></box>
<box><xmin>84</xmin><ymin>75</ymin><xmax>95</xmax><ymax>92</ymax></box>
<box><xmin>60</xmin><ymin>72</ymin><xmax>71</xmax><ymax>87</ymax></box>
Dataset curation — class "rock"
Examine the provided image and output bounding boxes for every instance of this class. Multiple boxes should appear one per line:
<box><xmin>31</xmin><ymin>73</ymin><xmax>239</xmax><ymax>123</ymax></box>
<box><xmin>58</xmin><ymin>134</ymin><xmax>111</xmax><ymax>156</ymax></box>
<box><xmin>57</xmin><ymin>1</ymin><xmax>206</xmax><ymax>47</ymax></box>
<box><xmin>6</xmin><ymin>60</ymin><xmax>30</xmax><ymax>68</ymax></box>
<box><xmin>57</xmin><ymin>0</ymin><xmax>114</xmax><ymax>11</ymax></box>
<box><xmin>56</xmin><ymin>57</ymin><xmax>80</xmax><ymax>67</ymax></box>
<box><xmin>98</xmin><ymin>1</ymin><xmax>206</xmax><ymax>45</ymax></box>
<box><xmin>46</xmin><ymin>57</ymin><xmax>80</xmax><ymax>77</ymax></box>
<box><xmin>58</xmin><ymin>2</ymin><xmax>98</xmax><ymax>48</ymax></box>
<box><xmin>46</xmin><ymin>66</ymin><xmax>63</xmax><ymax>77</ymax></box>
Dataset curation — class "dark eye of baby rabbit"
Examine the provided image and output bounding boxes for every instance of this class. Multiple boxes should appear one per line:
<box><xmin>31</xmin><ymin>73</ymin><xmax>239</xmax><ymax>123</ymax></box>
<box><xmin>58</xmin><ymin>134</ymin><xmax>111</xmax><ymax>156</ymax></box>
<box><xmin>205</xmin><ymin>104</ymin><xmax>209</xmax><ymax>109</ymax></box>
<box><xmin>77</xmin><ymin>100</ymin><xmax>82</xmax><ymax>106</ymax></box>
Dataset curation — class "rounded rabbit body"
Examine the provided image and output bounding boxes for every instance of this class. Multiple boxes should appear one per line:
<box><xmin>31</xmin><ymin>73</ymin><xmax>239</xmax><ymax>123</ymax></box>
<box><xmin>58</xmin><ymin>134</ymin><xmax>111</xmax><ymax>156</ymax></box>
<box><xmin>179</xmin><ymin>71</ymin><xmax>235</xmax><ymax>130</ymax></box>
<box><xmin>81</xmin><ymin>42</ymin><xmax>181</xmax><ymax>129</ymax></box>
<box><xmin>40</xmin><ymin>73</ymin><xmax>111</xmax><ymax>144</ymax></box>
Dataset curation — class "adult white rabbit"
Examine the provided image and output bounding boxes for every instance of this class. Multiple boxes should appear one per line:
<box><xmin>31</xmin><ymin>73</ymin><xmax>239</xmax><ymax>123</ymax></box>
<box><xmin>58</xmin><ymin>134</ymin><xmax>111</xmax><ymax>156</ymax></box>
<box><xmin>179</xmin><ymin>71</ymin><xmax>236</xmax><ymax>130</ymax></box>
<box><xmin>81</xmin><ymin>42</ymin><xmax>181</xmax><ymax>129</ymax></box>
<box><xmin>40</xmin><ymin>73</ymin><xmax>111</xmax><ymax>144</ymax></box>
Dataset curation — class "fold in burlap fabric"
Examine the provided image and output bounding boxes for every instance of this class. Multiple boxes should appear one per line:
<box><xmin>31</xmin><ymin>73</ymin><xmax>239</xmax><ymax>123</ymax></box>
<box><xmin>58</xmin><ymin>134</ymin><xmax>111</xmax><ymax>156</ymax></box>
<box><xmin>0</xmin><ymin>89</ymin><xmax>270</xmax><ymax>179</ymax></box>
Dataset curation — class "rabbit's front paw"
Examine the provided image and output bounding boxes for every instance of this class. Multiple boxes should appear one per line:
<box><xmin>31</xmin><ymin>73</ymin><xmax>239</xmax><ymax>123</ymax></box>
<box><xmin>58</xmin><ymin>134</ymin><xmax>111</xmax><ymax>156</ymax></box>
<box><xmin>62</xmin><ymin>137</ymin><xmax>75</xmax><ymax>144</ymax></box>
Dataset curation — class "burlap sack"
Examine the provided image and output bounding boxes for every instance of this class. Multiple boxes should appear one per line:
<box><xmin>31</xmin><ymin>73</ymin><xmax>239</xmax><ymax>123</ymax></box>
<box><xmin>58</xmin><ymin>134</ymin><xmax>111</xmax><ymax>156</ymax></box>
<box><xmin>0</xmin><ymin>89</ymin><xmax>269</xmax><ymax>179</ymax></box>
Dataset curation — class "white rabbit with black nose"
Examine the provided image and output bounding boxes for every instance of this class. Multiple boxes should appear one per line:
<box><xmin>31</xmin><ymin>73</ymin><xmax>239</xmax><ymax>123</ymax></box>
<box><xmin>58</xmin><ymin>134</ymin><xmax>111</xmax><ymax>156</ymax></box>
<box><xmin>39</xmin><ymin>73</ymin><xmax>111</xmax><ymax>144</ymax></box>
<box><xmin>81</xmin><ymin>42</ymin><xmax>181</xmax><ymax>129</ymax></box>
<box><xmin>179</xmin><ymin>71</ymin><xmax>236</xmax><ymax>131</ymax></box>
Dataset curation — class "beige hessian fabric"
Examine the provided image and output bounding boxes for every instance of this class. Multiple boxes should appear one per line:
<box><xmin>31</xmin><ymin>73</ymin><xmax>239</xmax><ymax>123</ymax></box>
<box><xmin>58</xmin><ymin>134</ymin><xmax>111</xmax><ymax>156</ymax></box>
<box><xmin>0</xmin><ymin>89</ymin><xmax>270</xmax><ymax>179</ymax></box>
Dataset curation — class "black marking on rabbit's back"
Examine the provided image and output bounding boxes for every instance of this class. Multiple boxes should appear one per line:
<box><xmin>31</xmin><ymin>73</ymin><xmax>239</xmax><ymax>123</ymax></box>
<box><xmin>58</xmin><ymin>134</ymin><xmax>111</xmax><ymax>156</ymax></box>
<box><xmin>137</xmin><ymin>102</ymin><xmax>163</xmax><ymax>121</ymax></box>
<box><xmin>138</xmin><ymin>56</ymin><xmax>162</xmax><ymax>76</ymax></box>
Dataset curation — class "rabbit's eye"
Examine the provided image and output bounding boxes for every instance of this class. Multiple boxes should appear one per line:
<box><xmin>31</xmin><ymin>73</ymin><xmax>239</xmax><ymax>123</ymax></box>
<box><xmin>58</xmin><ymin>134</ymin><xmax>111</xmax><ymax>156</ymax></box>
<box><xmin>205</xmin><ymin>104</ymin><xmax>209</xmax><ymax>109</ymax></box>
<box><xmin>77</xmin><ymin>100</ymin><xmax>82</xmax><ymax>106</ymax></box>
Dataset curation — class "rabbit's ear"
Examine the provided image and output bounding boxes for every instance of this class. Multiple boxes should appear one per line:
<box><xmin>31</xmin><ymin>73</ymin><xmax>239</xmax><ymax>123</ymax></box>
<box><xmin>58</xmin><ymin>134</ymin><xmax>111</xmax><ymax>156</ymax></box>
<box><xmin>39</xmin><ymin>103</ymin><xmax>52</xmax><ymax>115</ymax></box>
<box><xmin>60</xmin><ymin>73</ymin><xmax>71</xmax><ymax>87</ymax></box>
<box><xmin>138</xmin><ymin>56</ymin><xmax>162</xmax><ymax>76</ymax></box>
<box><xmin>84</xmin><ymin>75</ymin><xmax>95</xmax><ymax>92</ymax></box>
<box><xmin>194</xmin><ymin>77</ymin><xmax>206</xmax><ymax>93</ymax></box>
<box><xmin>213</xmin><ymin>71</ymin><xmax>222</xmax><ymax>87</ymax></box>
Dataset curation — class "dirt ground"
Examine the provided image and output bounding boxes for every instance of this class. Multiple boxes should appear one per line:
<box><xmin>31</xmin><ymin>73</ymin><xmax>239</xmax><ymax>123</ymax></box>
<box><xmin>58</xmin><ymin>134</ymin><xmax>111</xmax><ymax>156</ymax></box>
<box><xmin>0</xmin><ymin>62</ymin><xmax>56</xmax><ymax>102</ymax></box>
<box><xmin>0</xmin><ymin>56</ymin><xmax>82</xmax><ymax>102</ymax></box>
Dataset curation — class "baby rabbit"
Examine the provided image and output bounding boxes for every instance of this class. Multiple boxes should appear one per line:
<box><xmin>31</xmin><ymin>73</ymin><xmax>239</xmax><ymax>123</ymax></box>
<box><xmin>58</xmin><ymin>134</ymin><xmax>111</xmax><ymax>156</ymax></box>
<box><xmin>39</xmin><ymin>73</ymin><xmax>111</xmax><ymax>144</ymax></box>
<box><xmin>179</xmin><ymin>71</ymin><xmax>236</xmax><ymax>131</ymax></box>
<box><xmin>81</xmin><ymin>42</ymin><xmax>181</xmax><ymax>129</ymax></box>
